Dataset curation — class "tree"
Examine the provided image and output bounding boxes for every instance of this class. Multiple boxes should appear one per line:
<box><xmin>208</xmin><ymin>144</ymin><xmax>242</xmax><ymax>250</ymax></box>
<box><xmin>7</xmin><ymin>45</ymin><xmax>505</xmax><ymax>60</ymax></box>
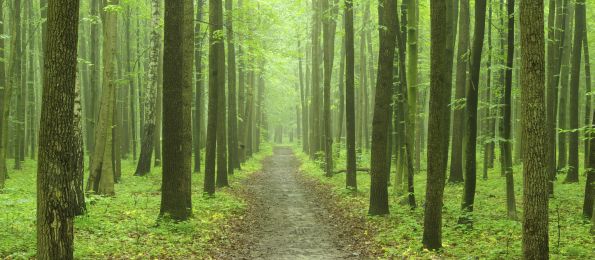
<box><xmin>368</xmin><ymin>0</ymin><xmax>397</xmax><ymax>216</ymax></box>
<box><xmin>87</xmin><ymin>0</ymin><xmax>119</xmax><ymax>196</ymax></box>
<box><xmin>462</xmin><ymin>0</ymin><xmax>487</xmax><ymax>221</ymax></box>
<box><xmin>226</xmin><ymin>0</ymin><xmax>240</xmax><ymax>174</ymax></box>
<box><xmin>584</xmin><ymin>111</ymin><xmax>594</xmax><ymax>218</ymax></box>
<box><xmin>160</xmin><ymin>0</ymin><xmax>193</xmax><ymax>220</ymax></box>
<box><xmin>204</xmin><ymin>0</ymin><xmax>225</xmax><ymax>195</ymax></box>
<box><xmin>322</xmin><ymin>0</ymin><xmax>337</xmax><ymax>177</ymax></box>
<box><xmin>37</xmin><ymin>0</ymin><xmax>81</xmax><ymax>257</ymax></box>
<box><xmin>520</xmin><ymin>0</ymin><xmax>549</xmax><ymax>256</ymax></box>
<box><xmin>449</xmin><ymin>0</ymin><xmax>470</xmax><ymax>184</ymax></box>
<box><xmin>565</xmin><ymin>0</ymin><xmax>585</xmax><ymax>183</ymax></box>
<box><xmin>422</xmin><ymin>0</ymin><xmax>451</xmax><ymax>250</ymax></box>
<box><xmin>500</xmin><ymin>0</ymin><xmax>517</xmax><ymax>220</ymax></box>
<box><xmin>309</xmin><ymin>0</ymin><xmax>322</xmax><ymax>157</ymax></box>
<box><xmin>134</xmin><ymin>0</ymin><xmax>161</xmax><ymax>176</ymax></box>
<box><xmin>194</xmin><ymin>0</ymin><xmax>204</xmax><ymax>173</ymax></box>
<box><xmin>344</xmin><ymin>0</ymin><xmax>356</xmax><ymax>190</ymax></box>
<box><xmin>0</xmin><ymin>0</ymin><xmax>7</xmax><ymax>189</ymax></box>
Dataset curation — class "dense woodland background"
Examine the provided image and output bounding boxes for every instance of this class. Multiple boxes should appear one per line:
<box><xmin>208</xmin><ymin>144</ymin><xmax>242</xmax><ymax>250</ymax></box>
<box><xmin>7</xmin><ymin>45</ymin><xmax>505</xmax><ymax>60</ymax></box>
<box><xmin>0</xmin><ymin>0</ymin><xmax>594</xmax><ymax>258</ymax></box>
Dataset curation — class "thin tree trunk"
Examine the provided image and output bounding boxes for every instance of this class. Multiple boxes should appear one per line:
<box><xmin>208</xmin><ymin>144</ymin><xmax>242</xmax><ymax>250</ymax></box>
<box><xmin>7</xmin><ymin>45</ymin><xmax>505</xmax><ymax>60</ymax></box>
<box><xmin>345</xmin><ymin>0</ymin><xmax>357</xmax><ymax>190</ymax></box>
<box><xmin>462</xmin><ymin>0</ymin><xmax>487</xmax><ymax>220</ymax></box>
<box><xmin>134</xmin><ymin>0</ymin><xmax>161</xmax><ymax>177</ymax></box>
<box><xmin>501</xmin><ymin>0</ymin><xmax>517</xmax><ymax>220</ymax></box>
<box><xmin>226</xmin><ymin>0</ymin><xmax>239</xmax><ymax>174</ymax></box>
<box><xmin>194</xmin><ymin>0</ymin><xmax>204</xmax><ymax>172</ymax></box>
<box><xmin>449</xmin><ymin>0</ymin><xmax>469</xmax><ymax>183</ymax></box>
<box><xmin>565</xmin><ymin>0</ymin><xmax>585</xmax><ymax>183</ymax></box>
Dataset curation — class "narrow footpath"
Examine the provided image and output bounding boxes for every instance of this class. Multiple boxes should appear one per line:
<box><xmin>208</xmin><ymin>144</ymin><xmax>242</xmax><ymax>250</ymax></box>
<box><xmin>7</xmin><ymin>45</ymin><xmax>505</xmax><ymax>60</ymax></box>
<box><xmin>222</xmin><ymin>147</ymin><xmax>360</xmax><ymax>260</ymax></box>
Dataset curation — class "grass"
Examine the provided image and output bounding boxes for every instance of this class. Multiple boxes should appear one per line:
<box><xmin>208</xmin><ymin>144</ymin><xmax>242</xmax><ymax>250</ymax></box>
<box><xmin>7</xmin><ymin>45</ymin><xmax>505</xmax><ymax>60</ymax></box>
<box><xmin>293</xmin><ymin>144</ymin><xmax>594</xmax><ymax>259</ymax></box>
<box><xmin>0</xmin><ymin>143</ymin><xmax>272</xmax><ymax>259</ymax></box>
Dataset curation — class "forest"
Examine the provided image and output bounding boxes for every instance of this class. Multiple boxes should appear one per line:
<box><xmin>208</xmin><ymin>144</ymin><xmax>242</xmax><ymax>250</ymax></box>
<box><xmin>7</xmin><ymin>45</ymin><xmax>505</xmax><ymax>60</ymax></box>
<box><xmin>0</xmin><ymin>0</ymin><xmax>594</xmax><ymax>259</ymax></box>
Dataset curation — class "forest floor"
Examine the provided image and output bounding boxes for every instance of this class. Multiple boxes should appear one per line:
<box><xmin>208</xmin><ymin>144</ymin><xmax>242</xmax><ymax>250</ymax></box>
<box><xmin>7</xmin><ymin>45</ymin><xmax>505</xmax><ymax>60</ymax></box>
<box><xmin>210</xmin><ymin>146</ymin><xmax>379</xmax><ymax>259</ymax></box>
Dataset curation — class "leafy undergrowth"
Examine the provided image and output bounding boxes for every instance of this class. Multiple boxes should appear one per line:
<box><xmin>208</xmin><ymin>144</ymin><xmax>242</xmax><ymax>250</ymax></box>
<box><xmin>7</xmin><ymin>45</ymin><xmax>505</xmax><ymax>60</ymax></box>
<box><xmin>0</xmin><ymin>144</ymin><xmax>272</xmax><ymax>259</ymax></box>
<box><xmin>293</xmin><ymin>145</ymin><xmax>594</xmax><ymax>259</ymax></box>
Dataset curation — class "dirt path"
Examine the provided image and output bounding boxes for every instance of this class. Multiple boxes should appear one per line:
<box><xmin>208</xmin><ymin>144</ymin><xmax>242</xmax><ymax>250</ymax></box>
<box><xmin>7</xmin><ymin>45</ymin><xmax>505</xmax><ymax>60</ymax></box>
<box><xmin>225</xmin><ymin>147</ymin><xmax>357</xmax><ymax>260</ymax></box>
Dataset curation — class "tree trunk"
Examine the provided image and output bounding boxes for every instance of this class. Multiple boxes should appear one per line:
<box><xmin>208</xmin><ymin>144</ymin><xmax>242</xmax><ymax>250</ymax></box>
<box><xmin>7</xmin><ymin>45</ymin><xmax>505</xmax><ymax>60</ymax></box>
<box><xmin>37</xmin><ymin>0</ymin><xmax>80</xmax><ymax>257</ymax></box>
<box><xmin>204</xmin><ymin>0</ymin><xmax>225</xmax><ymax>195</ymax></box>
<box><xmin>87</xmin><ymin>0</ymin><xmax>119</xmax><ymax>196</ymax></box>
<box><xmin>194</xmin><ymin>0</ymin><xmax>204</xmax><ymax>172</ymax></box>
<box><xmin>557</xmin><ymin>1</ymin><xmax>574</xmax><ymax>171</ymax></box>
<box><xmin>368</xmin><ymin>0</ymin><xmax>397</xmax><ymax>216</ymax></box>
<box><xmin>449</xmin><ymin>0</ymin><xmax>469</xmax><ymax>183</ymax></box>
<box><xmin>160</xmin><ymin>0</ymin><xmax>194</xmax><ymax>220</ymax></box>
<box><xmin>135</xmin><ymin>0</ymin><xmax>161</xmax><ymax>176</ymax></box>
<box><xmin>583</xmin><ymin>29</ymin><xmax>591</xmax><ymax>171</ymax></box>
<box><xmin>519</xmin><ymin>0</ymin><xmax>550</xmax><ymax>257</ymax></box>
<box><xmin>0</xmin><ymin>1</ymin><xmax>8</xmax><ymax>188</ymax></box>
<box><xmin>344</xmin><ymin>0</ymin><xmax>357</xmax><ymax>191</ymax></box>
<box><xmin>422</xmin><ymin>0</ymin><xmax>451</xmax><ymax>250</ymax></box>
<box><xmin>309</xmin><ymin>0</ymin><xmax>322</xmax><ymax>157</ymax></box>
<box><xmin>322</xmin><ymin>0</ymin><xmax>337</xmax><ymax>177</ymax></box>
<box><xmin>226</xmin><ymin>0</ymin><xmax>239</xmax><ymax>174</ymax></box>
<box><xmin>565</xmin><ymin>0</ymin><xmax>585</xmax><ymax>183</ymax></box>
<box><xmin>462</xmin><ymin>0</ymin><xmax>487</xmax><ymax>219</ymax></box>
<box><xmin>501</xmin><ymin>0</ymin><xmax>517</xmax><ymax>220</ymax></box>
<box><xmin>583</xmin><ymin>111</ymin><xmax>594</xmax><ymax>218</ymax></box>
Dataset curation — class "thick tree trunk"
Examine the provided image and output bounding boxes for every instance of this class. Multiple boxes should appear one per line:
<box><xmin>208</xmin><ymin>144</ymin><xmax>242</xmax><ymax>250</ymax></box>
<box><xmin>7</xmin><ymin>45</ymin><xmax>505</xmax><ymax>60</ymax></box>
<box><xmin>422</xmin><ymin>0</ymin><xmax>451</xmax><ymax>250</ymax></box>
<box><xmin>160</xmin><ymin>0</ymin><xmax>194</xmax><ymax>220</ymax></box>
<box><xmin>37</xmin><ymin>0</ymin><xmax>80</xmax><ymax>257</ymax></box>
<box><xmin>520</xmin><ymin>0</ymin><xmax>550</xmax><ymax>257</ymax></box>
<box><xmin>368</xmin><ymin>0</ymin><xmax>397</xmax><ymax>216</ymax></box>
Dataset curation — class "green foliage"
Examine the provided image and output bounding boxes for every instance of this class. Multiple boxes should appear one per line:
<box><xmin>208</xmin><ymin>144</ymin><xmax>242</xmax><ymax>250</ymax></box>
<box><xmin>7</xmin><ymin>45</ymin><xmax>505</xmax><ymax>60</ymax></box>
<box><xmin>292</xmin><ymin>145</ymin><xmax>594</xmax><ymax>259</ymax></box>
<box><xmin>0</xmin><ymin>144</ymin><xmax>272</xmax><ymax>258</ymax></box>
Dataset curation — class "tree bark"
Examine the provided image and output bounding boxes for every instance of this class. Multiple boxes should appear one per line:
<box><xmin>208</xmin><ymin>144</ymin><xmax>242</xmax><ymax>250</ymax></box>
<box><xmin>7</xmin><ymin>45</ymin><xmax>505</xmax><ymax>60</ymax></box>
<box><xmin>423</xmin><ymin>0</ymin><xmax>451</xmax><ymax>249</ymax></box>
<box><xmin>160</xmin><ymin>0</ymin><xmax>193</xmax><ymax>220</ymax></box>
<box><xmin>520</xmin><ymin>0</ymin><xmax>550</xmax><ymax>257</ymax></box>
<box><xmin>37</xmin><ymin>0</ymin><xmax>80</xmax><ymax>257</ymax></box>
<box><xmin>368</xmin><ymin>0</ymin><xmax>397</xmax><ymax>216</ymax></box>
<box><xmin>226</xmin><ymin>0</ymin><xmax>240</xmax><ymax>174</ymax></box>
<box><xmin>449</xmin><ymin>0</ymin><xmax>469</xmax><ymax>183</ymax></box>
<box><xmin>462</xmin><ymin>0</ymin><xmax>487</xmax><ymax>219</ymax></box>
<box><xmin>134</xmin><ymin>0</ymin><xmax>161</xmax><ymax>176</ymax></box>
<box><xmin>565</xmin><ymin>0</ymin><xmax>585</xmax><ymax>183</ymax></box>
<box><xmin>204</xmin><ymin>0</ymin><xmax>225</xmax><ymax>195</ymax></box>
<box><xmin>344</xmin><ymin>0</ymin><xmax>357</xmax><ymax>191</ymax></box>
